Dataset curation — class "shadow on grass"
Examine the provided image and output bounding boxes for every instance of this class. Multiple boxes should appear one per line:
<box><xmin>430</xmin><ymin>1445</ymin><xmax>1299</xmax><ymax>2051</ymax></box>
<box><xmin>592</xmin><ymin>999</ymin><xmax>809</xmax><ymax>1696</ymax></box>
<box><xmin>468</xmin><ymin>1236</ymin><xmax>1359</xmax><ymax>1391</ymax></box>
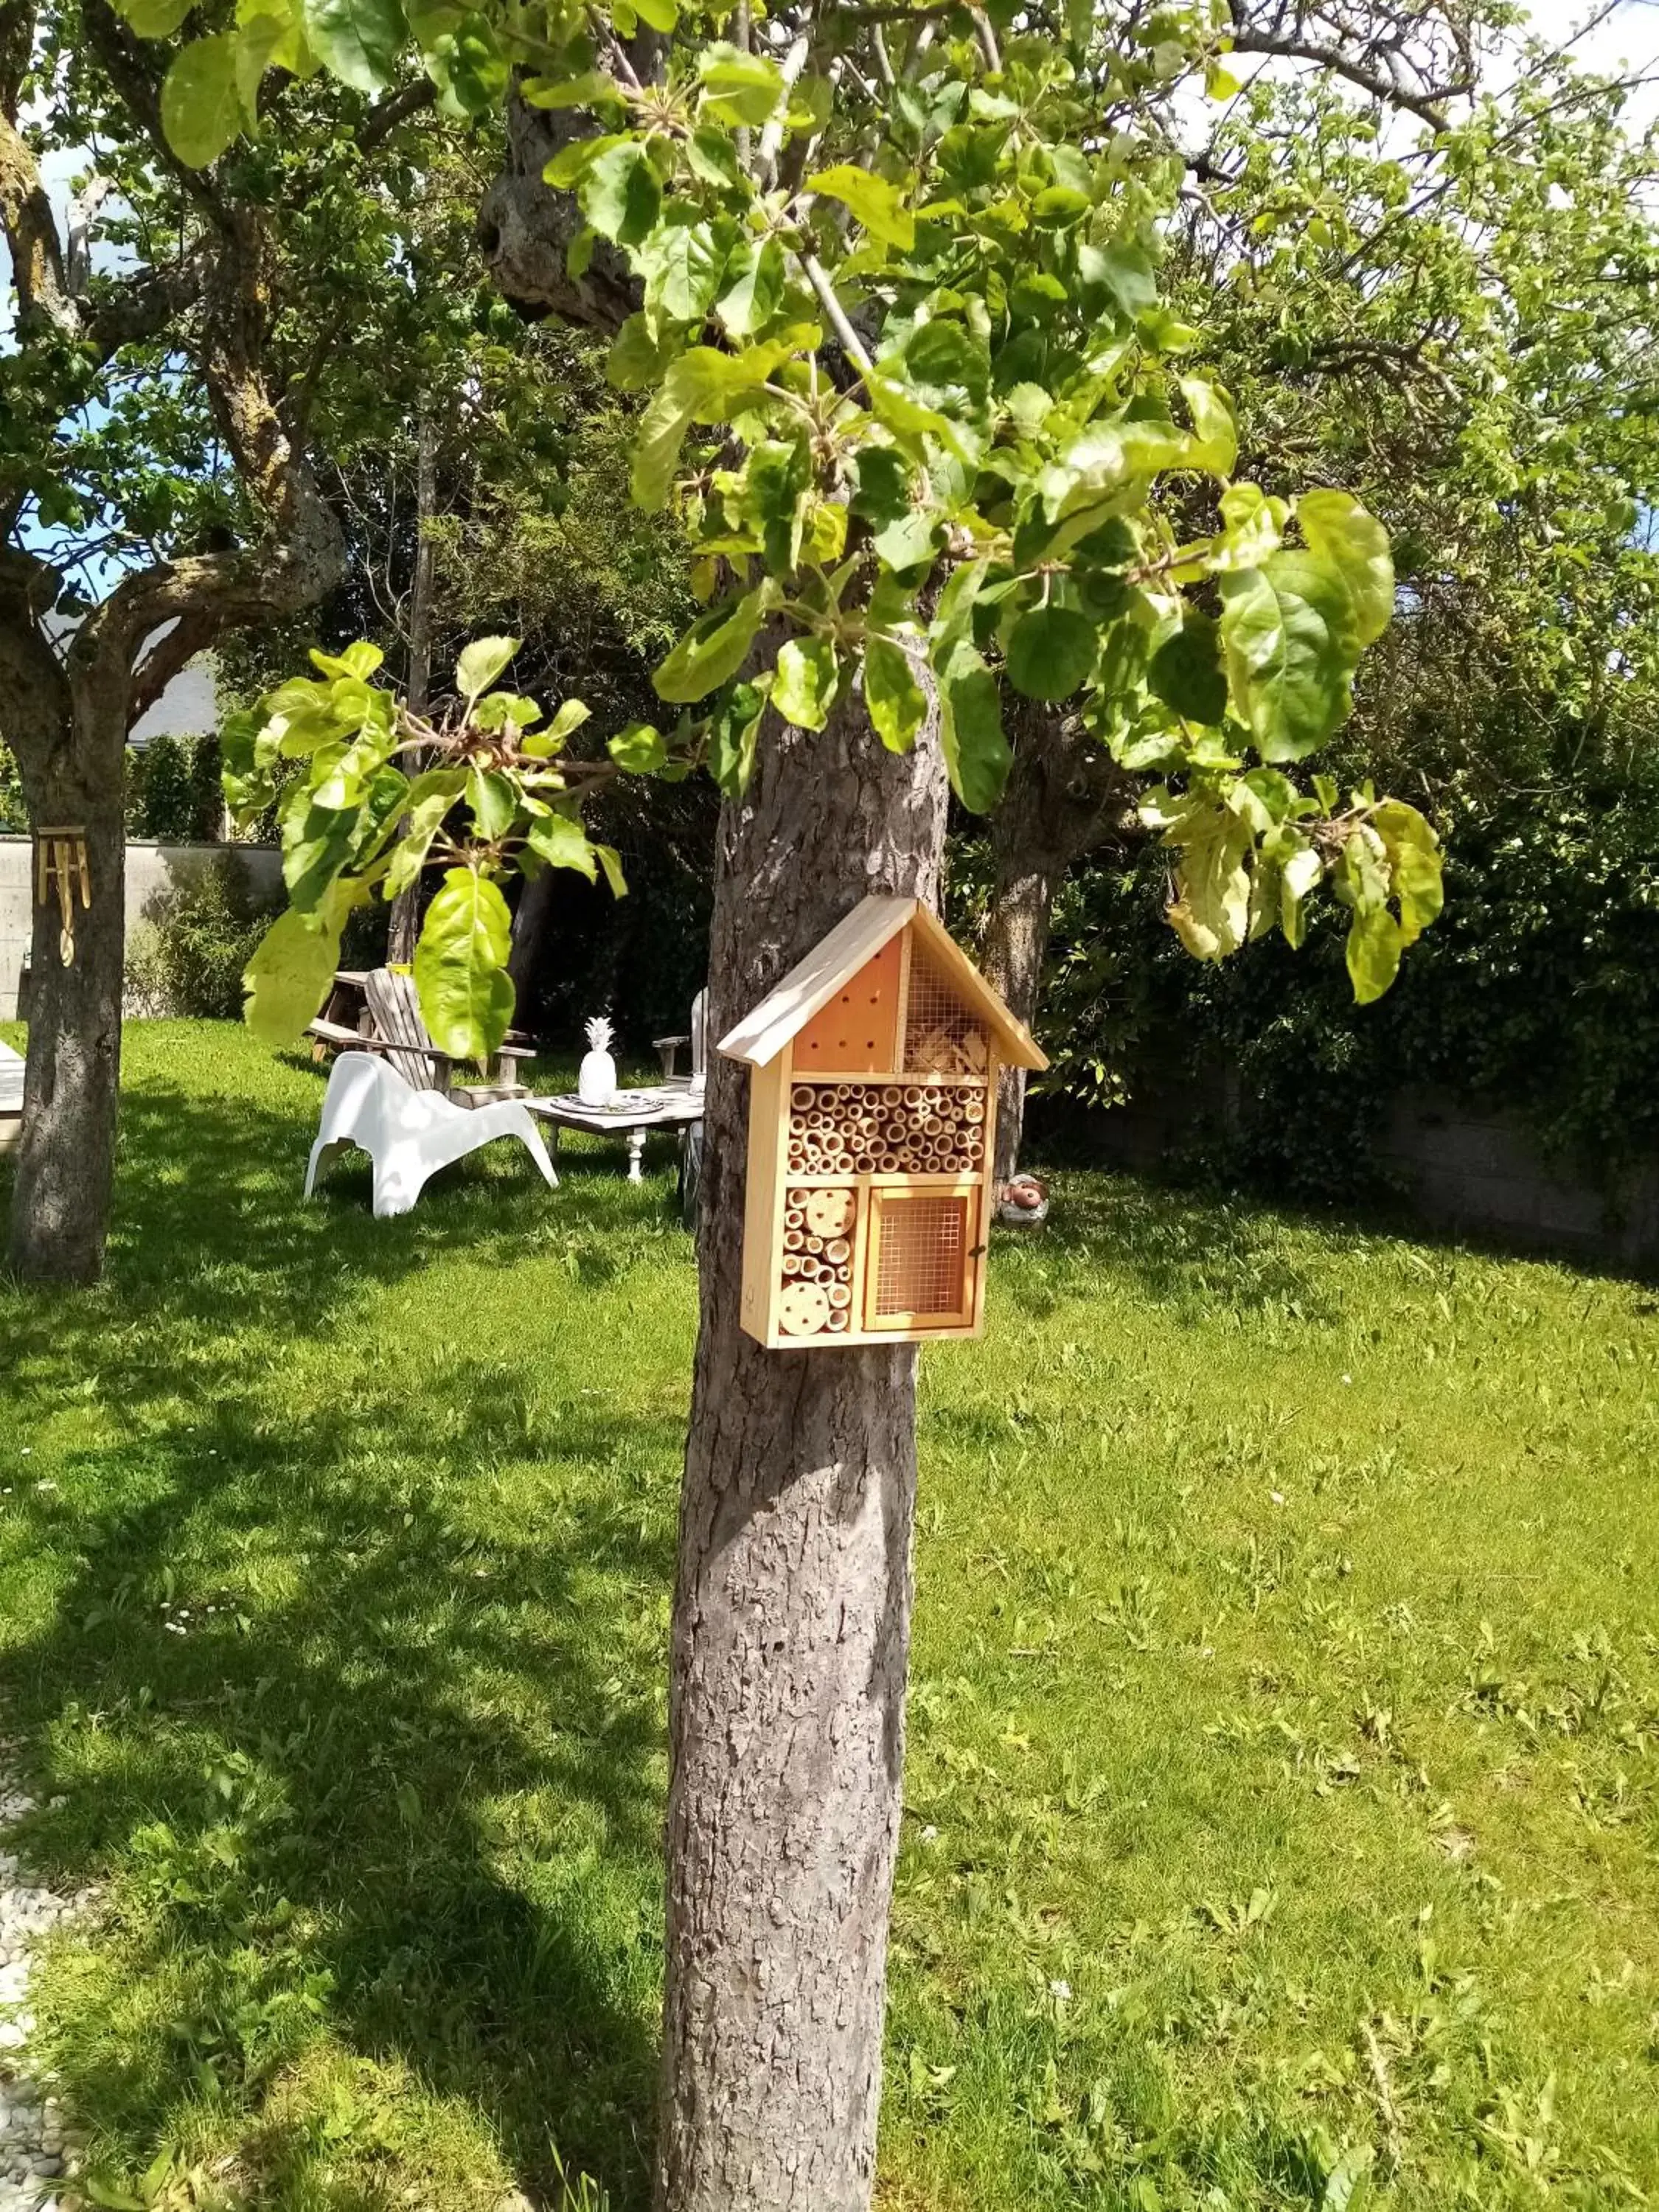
<box><xmin>992</xmin><ymin>1169</ymin><xmax>1346</xmax><ymax>1328</ymax></box>
<box><xmin>0</xmin><ymin>1067</ymin><xmax>686</xmax><ymax>2208</ymax></box>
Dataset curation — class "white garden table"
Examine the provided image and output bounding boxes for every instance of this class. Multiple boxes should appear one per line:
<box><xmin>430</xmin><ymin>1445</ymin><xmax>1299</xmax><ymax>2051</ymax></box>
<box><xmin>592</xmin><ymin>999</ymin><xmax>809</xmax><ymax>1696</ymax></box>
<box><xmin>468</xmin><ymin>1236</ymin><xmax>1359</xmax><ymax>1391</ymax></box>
<box><xmin>0</xmin><ymin>1040</ymin><xmax>23</xmax><ymax>1154</ymax></box>
<box><xmin>523</xmin><ymin>1085</ymin><xmax>703</xmax><ymax>1183</ymax></box>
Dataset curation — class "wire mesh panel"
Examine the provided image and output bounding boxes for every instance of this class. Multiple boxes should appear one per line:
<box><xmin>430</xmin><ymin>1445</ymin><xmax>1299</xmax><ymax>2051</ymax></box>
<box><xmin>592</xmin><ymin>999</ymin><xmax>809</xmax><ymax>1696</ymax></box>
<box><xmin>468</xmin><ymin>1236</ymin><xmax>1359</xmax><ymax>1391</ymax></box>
<box><xmin>868</xmin><ymin>1191</ymin><xmax>975</xmax><ymax>1329</ymax></box>
<box><xmin>904</xmin><ymin>945</ymin><xmax>989</xmax><ymax>1077</ymax></box>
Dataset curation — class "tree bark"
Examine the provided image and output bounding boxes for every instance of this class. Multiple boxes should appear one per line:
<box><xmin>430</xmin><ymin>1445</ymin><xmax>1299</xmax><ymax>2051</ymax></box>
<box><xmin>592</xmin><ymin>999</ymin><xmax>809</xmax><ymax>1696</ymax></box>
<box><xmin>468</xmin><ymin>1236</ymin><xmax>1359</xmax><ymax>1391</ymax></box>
<box><xmin>388</xmin><ymin>407</ymin><xmax>438</xmax><ymax>967</ymax></box>
<box><xmin>5</xmin><ymin>686</ymin><xmax>127</xmax><ymax>1284</ymax></box>
<box><xmin>980</xmin><ymin>705</ymin><xmax>1138</xmax><ymax>1184</ymax></box>
<box><xmin>655</xmin><ymin>684</ymin><xmax>948</xmax><ymax>2212</ymax></box>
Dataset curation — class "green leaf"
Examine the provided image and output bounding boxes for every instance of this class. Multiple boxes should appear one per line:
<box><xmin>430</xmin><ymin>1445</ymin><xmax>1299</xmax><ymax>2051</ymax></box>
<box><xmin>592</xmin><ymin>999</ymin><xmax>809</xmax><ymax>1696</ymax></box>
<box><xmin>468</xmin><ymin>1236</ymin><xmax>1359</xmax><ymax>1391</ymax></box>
<box><xmin>595</xmin><ymin>844</ymin><xmax>627</xmax><ymax>897</ymax></box>
<box><xmin>607</xmin><ymin>313</ymin><xmax>677</xmax><ymax>393</ymax></box>
<box><xmin>654</xmin><ymin>588</ymin><xmax>766</xmax><ymax>703</ymax></box>
<box><xmin>456</xmin><ymin>635</ymin><xmax>518</xmax><ymax>702</ymax></box>
<box><xmin>1006</xmin><ymin>605</ymin><xmax>1097</xmax><ymax>701</ymax></box>
<box><xmin>687</xmin><ymin>122</ymin><xmax>742</xmax><ymax>189</ymax></box>
<box><xmin>647</xmin><ymin>215</ymin><xmax>731</xmax><ymax>322</ymax></box>
<box><xmin>630</xmin><ymin>343</ymin><xmax>793</xmax><ymax>511</ymax></box>
<box><xmin>1087</xmin><ymin>238</ymin><xmax>1157</xmax><ymax>321</ymax></box>
<box><xmin>300</xmin><ymin>0</ymin><xmax>406</xmax><ymax>91</ymax></box>
<box><xmin>521</xmin><ymin>68</ymin><xmax>623</xmax><ymax>109</ymax></box>
<box><xmin>309</xmin><ymin>641</ymin><xmax>383</xmax><ymax>680</ymax></box>
<box><xmin>543</xmin><ymin>132</ymin><xmax>627</xmax><ymax>190</ymax></box>
<box><xmin>234</xmin><ymin>13</ymin><xmax>290</xmax><ymax>119</ymax></box>
<box><xmin>708</xmin><ymin>680</ymin><xmax>768</xmax><ymax>798</ymax></box>
<box><xmin>633</xmin><ymin>0</ymin><xmax>677</xmax><ymax>29</ymax></box>
<box><xmin>608</xmin><ymin>720</ymin><xmax>667</xmax><ymax>771</ymax></box>
<box><xmin>872</xmin><ymin>509</ymin><xmax>936</xmax><ymax>571</ymax></box>
<box><xmin>526</xmin><ymin>812</ymin><xmax>597</xmax><ymax>879</ymax></box>
<box><xmin>383</xmin><ymin>771</ymin><xmax>465</xmax><ymax>901</ymax></box>
<box><xmin>1371</xmin><ymin>799</ymin><xmax>1444</xmax><ymax>942</ymax></box>
<box><xmin>1153</xmin><ymin>793</ymin><xmax>1254</xmax><ymax>961</ymax></box>
<box><xmin>413</xmin><ymin>866</ymin><xmax>515</xmax><ymax>1059</ymax></box>
<box><xmin>580</xmin><ymin>140</ymin><xmax>661</xmax><ymax>246</ymax></box>
<box><xmin>717</xmin><ymin>237</ymin><xmax>785</xmax><ymax>338</ymax></box>
<box><xmin>243</xmin><ymin>898</ymin><xmax>347</xmax><ymax>1045</ymax></box>
<box><xmin>423</xmin><ymin>10</ymin><xmax>506</xmax><ymax>116</ymax></box>
<box><xmin>807</xmin><ymin>164</ymin><xmax>914</xmax><ymax>251</ymax></box>
<box><xmin>472</xmin><ymin>689</ymin><xmax>541</xmax><ymax>732</ymax></box>
<box><xmin>1346</xmin><ymin>904</ymin><xmax>1404</xmax><ymax>1004</ymax></box>
<box><xmin>466</xmin><ymin>767</ymin><xmax>518</xmax><ymax>841</ymax></box>
<box><xmin>697</xmin><ymin>41</ymin><xmax>784</xmax><ymax>126</ymax></box>
<box><xmin>743</xmin><ymin>438</ymin><xmax>812</xmax><ymax>574</ymax></box>
<box><xmin>863</xmin><ymin>636</ymin><xmax>928</xmax><ymax>753</ymax></box>
<box><xmin>281</xmin><ymin>797</ymin><xmax>358</xmax><ymax>908</ymax></box>
<box><xmin>1296</xmin><ymin>490</ymin><xmax>1394</xmax><ymax>646</ymax></box>
<box><xmin>773</xmin><ymin>636</ymin><xmax>841</xmax><ymax>729</ymax></box>
<box><xmin>1149</xmin><ymin>614</ymin><xmax>1228</xmax><ymax>723</ymax></box>
<box><xmin>160</xmin><ymin>36</ymin><xmax>244</xmax><ymax>167</ymax></box>
<box><xmin>852</xmin><ymin>447</ymin><xmax>912</xmax><ymax>527</ymax></box>
<box><xmin>1178</xmin><ymin>375</ymin><xmax>1238</xmax><ymax>478</ymax></box>
<box><xmin>936</xmin><ymin>641</ymin><xmax>1010</xmax><ymax>813</ymax></box>
<box><xmin>1218</xmin><ymin>554</ymin><xmax>1360</xmax><ymax>761</ymax></box>
<box><xmin>116</xmin><ymin>0</ymin><xmax>196</xmax><ymax>35</ymax></box>
<box><xmin>547</xmin><ymin>699</ymin><xmax>591</xmax><ymax>745</ymax></box>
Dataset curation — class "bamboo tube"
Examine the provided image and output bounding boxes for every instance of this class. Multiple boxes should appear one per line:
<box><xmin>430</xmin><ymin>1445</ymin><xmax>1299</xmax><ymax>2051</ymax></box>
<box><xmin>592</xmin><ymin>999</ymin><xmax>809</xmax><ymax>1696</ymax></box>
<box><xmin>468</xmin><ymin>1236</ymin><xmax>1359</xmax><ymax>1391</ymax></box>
<box><xmin>806</xmin><ymin>1235</ymin><xmax>823</xmax><ymax>1253</ymax></box>
<box><xmin>785</xmin><ymin>1231</ymin><xmax>804</xmax><ymax>1253</ymax></box>
<box><xmin>829</xmin><ymin>1284</ymin><xmax>852</xmax><ymax>1310</ymax></box>
<box><xmin>903</xmin><ymin>1087</ymin><xmax>923</xmax><ymax>1108</ymax></box>
<box><xmin>782</xmin><ymin>1255</ymin><xmax>801</xmax><ymax>1276</ymax></box>
<box><xmin>826</xmin><ymin>1238</ymin><xmax>850</xmax><ymax>1264</ymax></box>
<box><xmin>827</xmin><ymin>1311</ymin><xmax>849</xmax><ymax>1332</ymax></box>
<box><xmin>881</xmin><ymin>1086</ymin><xmax>901</xmax><ymax>1105</ymax></box>
<box><xmin>799</xmin><ymin>1256</ymin><xmax>821</xmax><ymax>1279</ymax></box>
<box><xmin>878</xmin><ymin>1152</ymin><xmax>899</xmax><ymax>1171</ymax></box>
<box><xmin>793</xmin><ymin>1087</ymin><xmax>815</xmax><ymax>1110</ymax></box>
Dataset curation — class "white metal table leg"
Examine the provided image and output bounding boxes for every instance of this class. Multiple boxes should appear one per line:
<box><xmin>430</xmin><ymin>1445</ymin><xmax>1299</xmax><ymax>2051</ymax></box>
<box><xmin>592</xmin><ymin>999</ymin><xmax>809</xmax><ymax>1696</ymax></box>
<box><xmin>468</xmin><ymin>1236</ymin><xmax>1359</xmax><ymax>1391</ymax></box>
<box><xmin>626</xmin><ymin>1127</ymin><xmax>647</xmax><ymax>1183</ymax></box>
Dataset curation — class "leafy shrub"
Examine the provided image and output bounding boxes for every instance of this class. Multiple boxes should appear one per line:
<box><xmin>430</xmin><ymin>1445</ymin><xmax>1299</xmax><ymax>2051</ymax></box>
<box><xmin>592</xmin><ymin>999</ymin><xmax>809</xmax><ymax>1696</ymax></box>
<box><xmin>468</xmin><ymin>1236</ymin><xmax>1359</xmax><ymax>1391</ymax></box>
<box><xmin>127</xmin><ymin>855</ymin><xmax>283</xmax><ymax>1020</ymax></box>
<box><xmin>1029</xmin><ymin>765</ymin><xmax>1659</xmax><ymax>1200</ymax></box>
<box><xmin>127</xmin><ymin>733</ymin><xmax>224</xmax><ymax>844</ymax></box>
<box><xmin>0</xmin><ymin>741</ymin><xmax>23</xmax><ymax>833</ymax></box>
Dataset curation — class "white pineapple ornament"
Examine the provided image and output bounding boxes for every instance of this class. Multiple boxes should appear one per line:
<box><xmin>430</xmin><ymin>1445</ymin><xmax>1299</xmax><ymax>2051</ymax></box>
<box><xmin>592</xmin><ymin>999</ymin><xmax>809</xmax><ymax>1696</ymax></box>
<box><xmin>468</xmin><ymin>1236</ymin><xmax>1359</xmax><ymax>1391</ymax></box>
<box><xmin>578</xmin><ymin>1015</ymin><xmax>618</xmax><ymax>1106</ymax></box>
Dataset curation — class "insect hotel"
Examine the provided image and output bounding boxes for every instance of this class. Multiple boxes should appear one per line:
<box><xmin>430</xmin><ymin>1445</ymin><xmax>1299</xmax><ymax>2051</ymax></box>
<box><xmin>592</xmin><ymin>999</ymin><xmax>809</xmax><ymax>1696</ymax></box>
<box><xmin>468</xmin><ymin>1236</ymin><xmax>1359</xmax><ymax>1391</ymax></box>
<box><xmin>718</xmin><ymin>895</ymin><xmax>1047</xmax><ymax>1347</ymax></box>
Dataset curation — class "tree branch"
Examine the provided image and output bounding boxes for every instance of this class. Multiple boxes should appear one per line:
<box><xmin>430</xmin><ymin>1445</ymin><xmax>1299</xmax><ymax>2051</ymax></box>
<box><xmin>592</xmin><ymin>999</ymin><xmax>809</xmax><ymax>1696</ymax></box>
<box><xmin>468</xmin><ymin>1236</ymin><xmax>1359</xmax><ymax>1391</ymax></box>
<box><xmin>358</xmin><ymin>76</ymin><xmax>437</xmax><ymax>151</ymax></box>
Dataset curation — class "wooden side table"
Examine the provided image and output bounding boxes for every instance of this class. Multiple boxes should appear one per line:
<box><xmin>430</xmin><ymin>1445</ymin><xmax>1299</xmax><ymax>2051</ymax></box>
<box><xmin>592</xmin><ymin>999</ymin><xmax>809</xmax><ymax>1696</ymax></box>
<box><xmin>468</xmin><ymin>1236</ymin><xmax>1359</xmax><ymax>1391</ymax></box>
<box><xmin>523</xmin><ymin>1086</ymin><xmax>704</xmax><ymax>1183</ymax></box>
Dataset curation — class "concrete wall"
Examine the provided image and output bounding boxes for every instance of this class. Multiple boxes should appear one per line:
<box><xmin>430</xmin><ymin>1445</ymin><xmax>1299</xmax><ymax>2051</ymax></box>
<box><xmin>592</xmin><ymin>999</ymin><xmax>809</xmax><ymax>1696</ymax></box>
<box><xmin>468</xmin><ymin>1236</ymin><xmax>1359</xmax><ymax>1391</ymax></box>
<box><xmin>0</xmin><ymin>838</ymin><xmax>282</xmax><ymax>1020</ymax></box>
<box><xmin>1376</xmin><ymin>1086</ymin><xmax>1659</xmax><ymax>1272</ymax></box>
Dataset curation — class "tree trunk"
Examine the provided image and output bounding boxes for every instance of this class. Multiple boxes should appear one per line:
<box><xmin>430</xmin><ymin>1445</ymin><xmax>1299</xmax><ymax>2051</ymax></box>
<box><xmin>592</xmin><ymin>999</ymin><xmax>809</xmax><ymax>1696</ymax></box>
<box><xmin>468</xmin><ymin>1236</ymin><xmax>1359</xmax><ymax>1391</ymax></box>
<box><xmin>655</xmin><ymin>686</ymin><xmax>948</xmax><ymax>2212</ymax></box>
<box><xmin>387</xmin><ymin>408</ymin><xmax>439</xmax><ymax>967</ymax></box>
<box><xmin>980</xmin><ymin>706</ymin><xmax>1137</xmax><ymax>1185</ymax></box>
<box><xmin>6</xmin><ymin>693</ymin><xmax>127</xmax><ymax>1285</ymax></box>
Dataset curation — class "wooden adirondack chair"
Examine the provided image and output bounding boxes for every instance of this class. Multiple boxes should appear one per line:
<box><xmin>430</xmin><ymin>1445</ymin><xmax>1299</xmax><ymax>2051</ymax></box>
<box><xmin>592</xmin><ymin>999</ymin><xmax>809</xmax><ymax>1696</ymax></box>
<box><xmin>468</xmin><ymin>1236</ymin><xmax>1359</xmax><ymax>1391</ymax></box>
<box><xmin>309</xmin><ymin>967</ymin><xmax>535</xmax><ymax>1106</ymax></box>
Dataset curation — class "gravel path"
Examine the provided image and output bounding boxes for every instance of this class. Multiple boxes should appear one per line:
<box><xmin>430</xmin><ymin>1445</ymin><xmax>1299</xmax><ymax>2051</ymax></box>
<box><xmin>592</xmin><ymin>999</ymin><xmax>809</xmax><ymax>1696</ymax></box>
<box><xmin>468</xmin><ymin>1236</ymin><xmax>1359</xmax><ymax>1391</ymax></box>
<box><xmin>0</xmin><ymin>1770</ymin><xmax>88</xmax><ymax>2211</ymax></box>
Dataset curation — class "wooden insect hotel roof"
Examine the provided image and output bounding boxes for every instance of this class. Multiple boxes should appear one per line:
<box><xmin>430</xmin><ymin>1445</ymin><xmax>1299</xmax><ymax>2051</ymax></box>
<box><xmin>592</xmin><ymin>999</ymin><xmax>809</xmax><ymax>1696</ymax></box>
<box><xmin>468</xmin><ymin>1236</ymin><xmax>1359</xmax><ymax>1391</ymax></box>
<box><xmin>717</xmin><ymin>896</ymin><xmax>1048</xmax><ymax>1073</ymax></box>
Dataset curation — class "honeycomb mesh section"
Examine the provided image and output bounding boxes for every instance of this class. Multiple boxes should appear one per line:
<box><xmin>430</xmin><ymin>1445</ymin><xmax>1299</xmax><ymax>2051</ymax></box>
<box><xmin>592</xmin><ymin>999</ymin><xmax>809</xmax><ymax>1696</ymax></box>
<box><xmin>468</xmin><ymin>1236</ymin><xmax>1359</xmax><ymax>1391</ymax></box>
<box><xmin>874</xmin><ymin>1194</ymin><xmax>970</xmax><ymax>1320</ymax></box>
<box><xmin>904</xmin><ymin>945</ymin><xmax>987</xmax><ymax>1076</ymax></box>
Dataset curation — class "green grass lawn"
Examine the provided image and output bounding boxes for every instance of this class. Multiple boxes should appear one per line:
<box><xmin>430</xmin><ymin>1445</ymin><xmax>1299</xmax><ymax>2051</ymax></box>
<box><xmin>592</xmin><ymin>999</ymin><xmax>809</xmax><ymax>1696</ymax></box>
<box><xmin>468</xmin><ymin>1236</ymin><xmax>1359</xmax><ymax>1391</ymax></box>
<box><xmin>1</xmin><ymin>1021</ymin><xmax>1657</xmax><ymax>2212</ymax></box>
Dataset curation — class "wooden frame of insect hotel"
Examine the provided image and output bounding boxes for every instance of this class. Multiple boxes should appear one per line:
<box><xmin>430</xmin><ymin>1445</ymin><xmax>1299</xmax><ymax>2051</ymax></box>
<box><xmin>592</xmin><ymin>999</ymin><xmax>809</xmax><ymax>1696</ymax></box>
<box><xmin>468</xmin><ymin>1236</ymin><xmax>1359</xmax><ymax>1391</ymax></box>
<box><xmin>718</xmin><ymin>895</ymin><xmax>1048</xmax><ymax>1349</ymax></box>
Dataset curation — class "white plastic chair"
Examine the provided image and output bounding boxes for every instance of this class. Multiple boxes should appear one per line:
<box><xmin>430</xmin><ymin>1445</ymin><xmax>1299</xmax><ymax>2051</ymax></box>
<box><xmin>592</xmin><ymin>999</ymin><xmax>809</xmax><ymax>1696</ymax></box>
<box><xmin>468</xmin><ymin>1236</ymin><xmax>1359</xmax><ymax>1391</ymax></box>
<box><xmin>304</xmin><ymin>1051</ymin><xmax>557</xmax><ymax>1218</ymax></box>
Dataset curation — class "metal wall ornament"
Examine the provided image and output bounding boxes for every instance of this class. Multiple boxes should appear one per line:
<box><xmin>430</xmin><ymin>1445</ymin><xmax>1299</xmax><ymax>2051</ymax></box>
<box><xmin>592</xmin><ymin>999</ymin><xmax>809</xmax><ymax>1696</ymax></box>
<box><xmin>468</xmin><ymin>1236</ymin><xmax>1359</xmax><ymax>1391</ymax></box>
<box><xmin>35</xmin><ymin>827</ymin><xmax>91</xmax><ymax>967</ymax></box>
<box><xmin>719</xmin><ymin>897</ymin><xmax>1048</xmax><ymax>1349</ymax></box>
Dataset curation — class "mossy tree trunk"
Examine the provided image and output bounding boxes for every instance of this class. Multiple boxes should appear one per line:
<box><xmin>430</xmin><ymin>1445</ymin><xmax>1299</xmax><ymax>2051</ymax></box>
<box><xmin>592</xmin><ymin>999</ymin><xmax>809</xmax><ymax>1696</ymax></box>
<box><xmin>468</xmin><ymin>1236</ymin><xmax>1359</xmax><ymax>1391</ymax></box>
<box><xmin>655</xmin><ymin>685</ymin><xmax>947</xmax><ymax>2212</ymax></box>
